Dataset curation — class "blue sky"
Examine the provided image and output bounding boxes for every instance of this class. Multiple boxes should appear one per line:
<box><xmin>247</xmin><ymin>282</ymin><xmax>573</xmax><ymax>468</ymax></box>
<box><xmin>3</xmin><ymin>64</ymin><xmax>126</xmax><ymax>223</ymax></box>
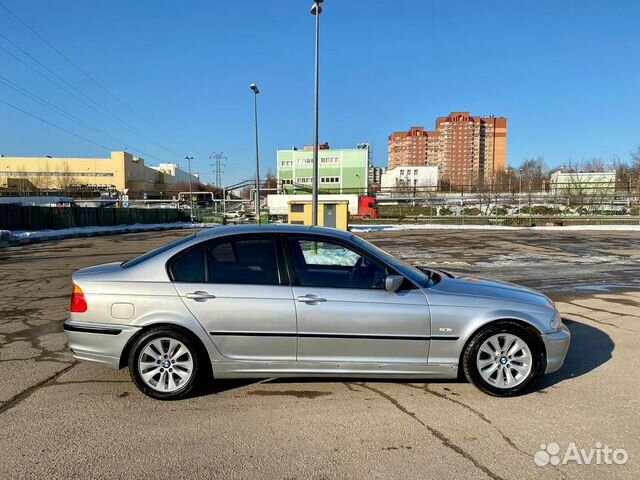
<box><xmin>0</xmin><ymin>0</ymin><xmax>638</xmax><ymax>185</ymax></box>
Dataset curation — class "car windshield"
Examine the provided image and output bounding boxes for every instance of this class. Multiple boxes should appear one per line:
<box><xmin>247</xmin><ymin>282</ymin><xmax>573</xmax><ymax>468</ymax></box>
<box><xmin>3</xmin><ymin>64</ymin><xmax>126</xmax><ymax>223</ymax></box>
<box><xmin>349</xmin><ymin>235</ymin><xmax>431</xmax><ymax>288</ymax></box>
<box><xmin>121</xmin><ymin>234</ymin><xmax>196</xmax><ymax>268</ymax></box>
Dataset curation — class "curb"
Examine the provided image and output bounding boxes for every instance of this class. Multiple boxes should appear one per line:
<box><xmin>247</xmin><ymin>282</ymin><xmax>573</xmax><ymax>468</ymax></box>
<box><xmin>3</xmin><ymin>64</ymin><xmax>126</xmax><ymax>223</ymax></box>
<box><xmin>3</xmin><ymin>224</ymin><xmax>209</xmax><ymax>247</ymax></box>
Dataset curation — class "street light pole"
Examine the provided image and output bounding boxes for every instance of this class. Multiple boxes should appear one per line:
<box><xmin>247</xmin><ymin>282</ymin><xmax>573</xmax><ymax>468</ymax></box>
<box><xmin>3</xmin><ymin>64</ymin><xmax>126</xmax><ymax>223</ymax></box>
<box><xmin>184</xmin><ymin>155</ymin><xmax>194</xmax><ymax>222</ymax></box>
<box><xmin>250</xmin><ymin>83</ymin><xmax>261</xmax><ymax>223</ymax></box>
<box><xmin>310</xmin><ymin>0</ymin><xmax>323</xmax><ymax>226</ymax></box>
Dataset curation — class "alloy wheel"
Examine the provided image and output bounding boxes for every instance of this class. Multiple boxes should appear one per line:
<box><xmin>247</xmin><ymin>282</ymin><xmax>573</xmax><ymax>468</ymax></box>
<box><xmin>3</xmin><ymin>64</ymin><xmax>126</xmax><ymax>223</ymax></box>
<box><xmin>138</xmin><ymin>337</ymin><xmax>194</xmax><ymax>393</ymax></box>
<box><xmin>476</xmin><ymin>333</ymin><xmax>533</xmax><ymax>389</ymax></box>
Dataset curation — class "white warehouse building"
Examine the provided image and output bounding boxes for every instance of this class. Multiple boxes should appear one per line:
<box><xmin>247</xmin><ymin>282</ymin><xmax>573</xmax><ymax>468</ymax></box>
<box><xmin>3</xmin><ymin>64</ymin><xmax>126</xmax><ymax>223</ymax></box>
<box><xmin>550</xmin><ymin>171</ymin><xmax>616</xmax><ymax>195</ymax></box>
<box><xmin>380</xmin><ymin>166</ymin><xmax>439</xmax><ymax>193</ymax></box>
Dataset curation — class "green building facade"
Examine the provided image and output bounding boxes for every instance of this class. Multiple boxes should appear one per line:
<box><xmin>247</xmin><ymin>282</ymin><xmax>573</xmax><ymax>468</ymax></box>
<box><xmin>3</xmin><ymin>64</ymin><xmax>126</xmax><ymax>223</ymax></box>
<box><xmin>276</xmin><ymin>145</ymin><xmax>370</xmax><ymax>194</ymax></box>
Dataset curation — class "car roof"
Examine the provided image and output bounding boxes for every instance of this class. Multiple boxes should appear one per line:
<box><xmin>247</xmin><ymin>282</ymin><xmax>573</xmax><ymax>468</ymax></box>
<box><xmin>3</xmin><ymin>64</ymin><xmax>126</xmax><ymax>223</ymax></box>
<box><xmin>194</xmin><ymin>224</ymin><xmax>355</xmax><ymax>241</ymax></box>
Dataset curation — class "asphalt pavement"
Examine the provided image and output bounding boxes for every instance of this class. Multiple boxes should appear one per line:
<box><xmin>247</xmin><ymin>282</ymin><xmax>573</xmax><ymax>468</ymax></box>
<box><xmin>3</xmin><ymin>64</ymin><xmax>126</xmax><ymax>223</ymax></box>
<box><xmin>0</xmin><ymin>228</ymin><xmax>638</xmax><ymax>479</ymax></box>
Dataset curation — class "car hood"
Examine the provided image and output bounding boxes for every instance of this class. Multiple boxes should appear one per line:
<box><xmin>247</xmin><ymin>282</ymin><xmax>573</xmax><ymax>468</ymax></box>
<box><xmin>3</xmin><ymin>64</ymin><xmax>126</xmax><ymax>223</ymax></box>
<box><xmin>429</xmin><ymin>273</ymin><xmax>554</xmax><ymax>309</ymax></box>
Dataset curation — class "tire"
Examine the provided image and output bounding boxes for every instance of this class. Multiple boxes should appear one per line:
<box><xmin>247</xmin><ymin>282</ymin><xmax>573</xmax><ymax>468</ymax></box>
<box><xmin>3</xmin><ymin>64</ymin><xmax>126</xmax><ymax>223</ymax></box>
<box><xmin>462</xmin><ymin>321</ymin><xmax>542</xmax><ymax>397</ymax></box>
<box><xmin>128</xmin><ymin>326</ymin><xmax>202</xmax><ymax>400</ymax></box>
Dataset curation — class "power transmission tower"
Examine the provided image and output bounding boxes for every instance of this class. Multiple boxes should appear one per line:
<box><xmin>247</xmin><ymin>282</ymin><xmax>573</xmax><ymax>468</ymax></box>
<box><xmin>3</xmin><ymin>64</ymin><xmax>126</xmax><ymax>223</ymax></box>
<box><xmin>209</xmin><ymin>152</ymin><xmax>227</xmax><ymax>188</ymax></box>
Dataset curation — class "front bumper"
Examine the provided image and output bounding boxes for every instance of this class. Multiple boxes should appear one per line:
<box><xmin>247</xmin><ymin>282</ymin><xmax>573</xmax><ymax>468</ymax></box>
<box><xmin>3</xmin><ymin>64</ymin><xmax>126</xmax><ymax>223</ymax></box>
<box><xmin>64</xmin><ymin>320</ymin><xmax>141</xmax><ymax>369</ymax></box>
<box><xmin>542</xmin><ymin>323</ymin><xmax>571</xmax><ymax>374</ymax></box>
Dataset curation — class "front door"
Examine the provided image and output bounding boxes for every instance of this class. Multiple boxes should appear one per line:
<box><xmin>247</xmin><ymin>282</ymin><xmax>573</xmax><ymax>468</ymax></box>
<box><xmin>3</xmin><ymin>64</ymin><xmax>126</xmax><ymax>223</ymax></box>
<box><xmin>171</xmin><ymin>235</ymin><xmax>296</xmax><ymax>361</ymax></box>
<box><xmin>323</xmin><ymin>204</ymin><xmax>336</xmax><ymax>228</ymax></box>
<box><xmin>285</xmin><ymin>235</ymin><xmax>430</xmax><ymax>364</ymax></box>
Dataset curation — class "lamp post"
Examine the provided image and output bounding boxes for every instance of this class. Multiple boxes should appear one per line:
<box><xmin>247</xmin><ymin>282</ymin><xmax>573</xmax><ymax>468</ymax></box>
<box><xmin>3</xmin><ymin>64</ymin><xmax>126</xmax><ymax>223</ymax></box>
<box><xmin>250</xmin><ymin>83</ymin><xmax>261</xmax><ymax>223</ymax></box>
<box><xmin>310</xmin><ymin>0</ymin><xmax>323</xmax><ymax>225</ymax></box>
<box><xmin>184</xmin><ymin>156</ymin><xmax>194</xmax><ymax>222</ymax></box>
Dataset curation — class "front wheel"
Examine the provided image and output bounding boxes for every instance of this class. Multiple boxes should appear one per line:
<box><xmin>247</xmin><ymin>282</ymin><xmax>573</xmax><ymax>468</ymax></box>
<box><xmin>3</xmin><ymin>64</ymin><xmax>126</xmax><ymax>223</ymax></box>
<box><xmin>462</xmin><ymin>322</ymin><xmax>542</xmax><ymax>396</ymax></box>
<box><xmin>128</xmin><ymin>327</ymin><xmax>201</xmax><ymax>400</ymax></box>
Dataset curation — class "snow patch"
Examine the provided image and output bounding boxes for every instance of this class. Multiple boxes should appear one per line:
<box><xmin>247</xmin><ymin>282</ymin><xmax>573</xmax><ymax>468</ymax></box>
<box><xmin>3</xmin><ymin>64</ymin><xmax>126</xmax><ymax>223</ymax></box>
<box><xmin>8</xmin><ymin>222</ymin><xmax>217</xmax><ymax>241</ymax></box>
<box><xmin>350</xmin><ymin>224</ymin><xmax>640</xmax><ymax>233</ymax></box>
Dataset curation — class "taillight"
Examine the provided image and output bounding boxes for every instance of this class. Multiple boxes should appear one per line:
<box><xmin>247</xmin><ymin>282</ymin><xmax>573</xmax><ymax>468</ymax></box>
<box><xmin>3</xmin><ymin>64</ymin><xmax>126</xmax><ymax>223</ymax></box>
<box><xmin>70</xmin><ymin>284</ymin><xmax>88</xmax><ymax>313</ymax></box>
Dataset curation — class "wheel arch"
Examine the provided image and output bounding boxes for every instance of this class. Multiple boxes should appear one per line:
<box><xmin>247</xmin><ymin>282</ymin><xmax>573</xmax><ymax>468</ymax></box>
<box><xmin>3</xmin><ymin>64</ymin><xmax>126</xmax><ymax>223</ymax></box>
<box><xmin>119</xmin><ymin>322</ymin><xmax>214</xmax><ymax>381</ymax></box>
<box><xmin>457</xmin><ymin>318</ymin><xmax>547</xmax><ymax>378</ymax></box>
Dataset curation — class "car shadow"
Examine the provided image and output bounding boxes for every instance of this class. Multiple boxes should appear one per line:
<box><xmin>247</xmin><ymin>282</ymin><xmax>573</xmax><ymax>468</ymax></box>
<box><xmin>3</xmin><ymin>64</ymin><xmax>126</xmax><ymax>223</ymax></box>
<box><xmin>191</xmin><ymin>318</ymin><xmax>613</xmax><ymax>398</ymax></box>
<box><xmin>533</xmin><ymin>318</ymin><xmax>614</xmax><ymax>390</ymax></box>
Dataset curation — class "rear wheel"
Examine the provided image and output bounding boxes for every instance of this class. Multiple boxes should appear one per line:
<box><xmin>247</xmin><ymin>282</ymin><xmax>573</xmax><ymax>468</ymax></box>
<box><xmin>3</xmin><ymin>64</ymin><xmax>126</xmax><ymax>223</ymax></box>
<box><xmin>128</xmin><ymin>327</ymin><xmax>201</xmax><ymax>400</ymax></box>
<box><xmin>463</xmin><ymin>322</ymin><xmax>541</xmax><ymax>396</ymax></box>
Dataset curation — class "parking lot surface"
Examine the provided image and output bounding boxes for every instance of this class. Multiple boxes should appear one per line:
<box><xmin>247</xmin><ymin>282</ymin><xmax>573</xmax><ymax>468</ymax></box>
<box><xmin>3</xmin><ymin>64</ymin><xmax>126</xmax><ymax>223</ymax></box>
<box><xmin>1</xmin><ymin>229</ymin><xmax>638</xmax><ymax>479</ymax></box>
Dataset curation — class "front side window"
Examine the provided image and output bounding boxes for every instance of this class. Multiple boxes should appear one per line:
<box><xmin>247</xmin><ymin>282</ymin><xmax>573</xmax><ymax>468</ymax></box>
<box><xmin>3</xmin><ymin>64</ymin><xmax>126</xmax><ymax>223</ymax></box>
<box><xmin>289</xmin><ymin>237</ymin><xmax>387</xmax><ymax>289</ymax></box>
<box><xmin>207</xmin><ymin>238</ymin><xmax>279</xmax><ymax>285</ymax></box>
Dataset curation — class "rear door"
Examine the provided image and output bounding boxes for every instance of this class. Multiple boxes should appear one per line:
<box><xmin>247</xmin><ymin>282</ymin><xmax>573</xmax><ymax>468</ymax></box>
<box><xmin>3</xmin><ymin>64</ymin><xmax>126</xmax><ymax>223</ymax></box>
<box><xmin>284</xmin><ymin>235</ymin><xmax>430</xmax><ymax>364</ymax></box>
<box><xmin>171</xmin><ymin>234</ymin><xmax>297</xmax><ymax>361</ymax></box>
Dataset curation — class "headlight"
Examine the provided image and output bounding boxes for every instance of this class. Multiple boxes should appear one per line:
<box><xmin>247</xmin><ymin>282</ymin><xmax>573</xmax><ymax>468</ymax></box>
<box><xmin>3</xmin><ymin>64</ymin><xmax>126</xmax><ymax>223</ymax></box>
<box><xmin>550</xmin><ymin>311</ymin><xmax>562</xmax><ymax>331</ymax></box>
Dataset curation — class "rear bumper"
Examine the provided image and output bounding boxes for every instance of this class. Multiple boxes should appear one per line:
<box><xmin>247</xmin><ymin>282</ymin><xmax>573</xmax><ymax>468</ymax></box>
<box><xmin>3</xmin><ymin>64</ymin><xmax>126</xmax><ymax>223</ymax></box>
<box><xmin>64</xmin><ymin>320</ymin><xmax>141</xmax><ymax>369</ymax></box>
<box><xmin>542</xmin><ymin>323</ymin><xmax>571</xmax><ymax>374</ymax></box>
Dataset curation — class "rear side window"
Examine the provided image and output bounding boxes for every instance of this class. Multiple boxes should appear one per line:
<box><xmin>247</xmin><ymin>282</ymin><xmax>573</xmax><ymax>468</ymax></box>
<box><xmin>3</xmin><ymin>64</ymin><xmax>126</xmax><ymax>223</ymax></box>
<box><xmin>207</xmin><ymin>238</ymin><xmax>279</xmax><ymax>285</ymax></box>
<box><xmin>171</xmin><ymin>246</ymin><xmax>206</xmax><ymax>283</ymax></box>
<box><xmin>122</xmin><ymin>234</ymin><xmax>195</xmax><ymax>268</ymax></box>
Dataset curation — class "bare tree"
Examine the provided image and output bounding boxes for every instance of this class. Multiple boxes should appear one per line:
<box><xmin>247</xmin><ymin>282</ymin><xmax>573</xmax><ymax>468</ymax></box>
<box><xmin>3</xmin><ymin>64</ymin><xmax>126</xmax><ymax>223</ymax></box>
<box><xmin>628</xmin><ymin>146</ymin><xmax>640</xmax><ymax>213</ymax></box>
<box><xmin>262</xmin><ymin>171</ymin><xmax>278</xmax><ymax>196</ymax></box>
<box><xmin>55</xmin><ymin>161</ymin><xmax>77</xmax><ymax>191</ymax></box>
<box><xmin>439</xmin><ymin>175</ymin><xmax>452</xmax><ymax>193</ymax></box>
<box><xmin>611</xmin><ymin>155</ymin><xmax>630</xmax><ymax>191</ymax></box>
<box><xmin>583</xmin><ymin>157</ymin><xmax>606</xmax><ymax>173</ymax></box>
<box><xmin>519</xmin><ymin>157</ymin><xmax>547</xmax><ymax>191</ymax></box>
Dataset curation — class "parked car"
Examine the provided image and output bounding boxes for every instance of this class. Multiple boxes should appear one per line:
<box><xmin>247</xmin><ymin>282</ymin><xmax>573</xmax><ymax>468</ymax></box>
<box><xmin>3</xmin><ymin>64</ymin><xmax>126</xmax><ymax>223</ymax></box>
<box><xmin>64</xmin><ymin>225</ymin><xmax>570</xmax><ymax>400</ymax></box>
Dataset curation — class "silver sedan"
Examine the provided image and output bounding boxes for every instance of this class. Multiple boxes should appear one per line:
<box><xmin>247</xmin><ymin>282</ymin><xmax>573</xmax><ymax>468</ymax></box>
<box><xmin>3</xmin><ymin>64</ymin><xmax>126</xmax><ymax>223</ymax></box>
<box><xmin>64</xmin><ymin>225</ymin><xmax>570</xmax><ymax>400</ymax></box>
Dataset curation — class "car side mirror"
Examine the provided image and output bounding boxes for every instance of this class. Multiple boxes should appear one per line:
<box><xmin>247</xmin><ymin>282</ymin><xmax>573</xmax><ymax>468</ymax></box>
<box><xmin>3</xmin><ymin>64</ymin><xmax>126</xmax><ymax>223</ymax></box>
<box><xmin>384</xmin><ymin>275</ymin><xmax>404</xmax><ymax>293</ymax></box>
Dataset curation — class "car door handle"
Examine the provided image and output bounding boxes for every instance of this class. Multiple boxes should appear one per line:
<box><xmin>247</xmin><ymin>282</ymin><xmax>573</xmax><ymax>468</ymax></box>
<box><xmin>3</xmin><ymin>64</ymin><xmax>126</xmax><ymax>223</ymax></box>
<box><xmin>185</xmin><ymin>291</ymin><xmax>216</xmax><ymax>301</ymax></box>
<box><xmin>296</xmin><ymin>294</ymin><xmax>327</xmax><ymax>304</ymax></box>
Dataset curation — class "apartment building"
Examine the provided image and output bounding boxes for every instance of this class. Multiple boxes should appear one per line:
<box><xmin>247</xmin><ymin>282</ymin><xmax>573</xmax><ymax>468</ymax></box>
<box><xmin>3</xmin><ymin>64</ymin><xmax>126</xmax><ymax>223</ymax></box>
<box><xmin>388</xmin><ymin>112</ymin><xmax>507</xmax><ymax>187</ymax></box>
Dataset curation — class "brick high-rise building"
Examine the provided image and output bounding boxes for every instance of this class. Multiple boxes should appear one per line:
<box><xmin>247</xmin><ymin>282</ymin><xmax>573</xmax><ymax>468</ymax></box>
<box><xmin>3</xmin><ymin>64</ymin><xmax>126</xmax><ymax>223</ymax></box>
<box><xmin>388</xmin><ymin>112</ymin><xmax>507</xmax><ymax>187</ymax></box>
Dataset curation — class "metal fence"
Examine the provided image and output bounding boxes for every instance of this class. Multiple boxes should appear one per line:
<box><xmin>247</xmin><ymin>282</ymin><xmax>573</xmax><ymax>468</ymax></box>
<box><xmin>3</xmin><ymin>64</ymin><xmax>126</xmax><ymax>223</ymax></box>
<box><xmin>0</xmin><ymin>205</ymin><xmax>189</xmax><ymax>231</ymax></box>
<box><xmin>350</xmin><ymin>215</ymin><xmax>640</xmax><ymax>227</ymax></box>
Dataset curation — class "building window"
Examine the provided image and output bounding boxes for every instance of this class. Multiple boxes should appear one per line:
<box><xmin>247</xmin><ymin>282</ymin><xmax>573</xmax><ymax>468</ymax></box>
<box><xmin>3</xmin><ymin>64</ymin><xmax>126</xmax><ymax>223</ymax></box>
<box><xmin>1</xmin><ymin>171</ymin><xmax>114</xmax><ymax>177</ymax></box>
<box><xmin>320</xmin><ymin>157</ymin><xmax>340</xmax><ymax>164</ymax></box>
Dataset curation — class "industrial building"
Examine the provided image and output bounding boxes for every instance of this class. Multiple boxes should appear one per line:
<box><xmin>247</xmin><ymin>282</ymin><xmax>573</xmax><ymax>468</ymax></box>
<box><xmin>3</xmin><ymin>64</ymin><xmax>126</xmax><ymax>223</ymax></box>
<box><xmin>550</xmin><ymin>171</ymin><xmax>616</xmax><ymax>196</ymax></box>
<box><xmin>380</xmin><ymin>166</ymin><xmax>439</xmax><ymax>193</ymax></box>
<box><xmin>388</xmin><ymin>112</ymin><xmax>507</xmax><ymax>187</ymax></box>
<box><xmin>0</xmin><ymin>151</ymin><xmax>199</xmax><ymax>195</ymax></box>
<box><xmin>277</xmin><ymin>143</ymin><xmax>370</xmax><ymax>194</ymax></box>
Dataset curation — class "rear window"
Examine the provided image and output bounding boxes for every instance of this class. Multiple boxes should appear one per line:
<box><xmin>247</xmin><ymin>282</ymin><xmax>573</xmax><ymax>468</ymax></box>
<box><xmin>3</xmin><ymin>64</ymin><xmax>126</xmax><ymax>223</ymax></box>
<box><xmin>121</xmin><ymin>234</ymin><xmax>196</xmax><ymax>269</ymax></box>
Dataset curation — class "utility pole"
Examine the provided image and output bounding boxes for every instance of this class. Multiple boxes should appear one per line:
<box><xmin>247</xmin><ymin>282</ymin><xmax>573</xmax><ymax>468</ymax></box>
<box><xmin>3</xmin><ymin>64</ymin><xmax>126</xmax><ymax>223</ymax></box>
<box><xmin>184</xmin><ymin>156</ymin><xmax>194</xmax><ymax>222</ymax></box>
<box><xmin>210</xmin><ymin>152</ymin><xmax>227</xmax><ymax>214</ymax></box>
<box><xmin>250</xmin><ymin>83</ymin><xmax>261</xmax><ymax>223</ymax></box>
<box><xmin>209</xmin><ymin>152</ymin><xmax>226</xmax><ymax>189</ymax></box>
<box><xmin>310</xmin><ymin>0</ymin><xmax>324</xmax><ymax>225</ymax></box>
